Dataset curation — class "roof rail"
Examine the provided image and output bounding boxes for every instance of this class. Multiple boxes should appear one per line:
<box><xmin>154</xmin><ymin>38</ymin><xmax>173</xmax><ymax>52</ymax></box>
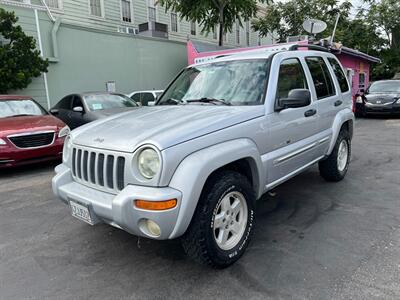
<box><xmin>289</xmin><ymin>44</ymin><xmax>330</xmax><ymax>52</ymax></box>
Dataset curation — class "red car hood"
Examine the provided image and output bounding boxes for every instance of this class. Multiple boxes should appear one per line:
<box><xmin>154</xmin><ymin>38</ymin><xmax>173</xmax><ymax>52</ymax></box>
<box><xmin>0</xmin><ymin>115</ymin><xmax>66</xmax><ymax>137</ymax></box>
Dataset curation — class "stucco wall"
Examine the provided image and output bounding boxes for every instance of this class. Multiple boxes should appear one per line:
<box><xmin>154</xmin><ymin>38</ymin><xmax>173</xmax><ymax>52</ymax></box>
<box><xmin>337</xmin><ymin>53</ymin><xmax>371</xmax><ymax>96</ymax></box>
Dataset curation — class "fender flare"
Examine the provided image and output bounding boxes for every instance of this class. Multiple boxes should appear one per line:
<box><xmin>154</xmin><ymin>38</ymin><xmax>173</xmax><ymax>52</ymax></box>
<box><xmin>327</xmin><ymin>108</ymin><xmax>355</xmax><ymax>155</ymax></box>
<box><xmin>168</xmin><ymin>138</ymin><xmax>264</xmax><ymax>239</ymax></box>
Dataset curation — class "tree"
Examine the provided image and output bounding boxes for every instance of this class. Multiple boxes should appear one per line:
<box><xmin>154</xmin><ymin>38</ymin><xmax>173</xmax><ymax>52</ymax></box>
<box><xmin>0</xmin><ymin>8</ymin><xmax>48</xmax><ymax>94</ymax></box>
<box><xmin>157</xmin><ymin>0</ymin><xmax>269</xmax><ymax>47</ymax></box>
<box><xmin>251</xmin><ymin>0</ymin><xmax>352</xmax><ymax>43</ymax></box>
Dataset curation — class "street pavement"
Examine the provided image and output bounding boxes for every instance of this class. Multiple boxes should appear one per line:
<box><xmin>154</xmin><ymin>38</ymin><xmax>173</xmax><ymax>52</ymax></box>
<box><xmin>0</xmin><ymin>117</ymin><xmax>399</xmax><ymax>299</ymax></box>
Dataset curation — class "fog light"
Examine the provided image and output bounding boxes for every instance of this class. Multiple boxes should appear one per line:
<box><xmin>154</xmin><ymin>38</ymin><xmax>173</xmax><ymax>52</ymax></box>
<box><xmin>146</xmin><ymin>219</ymin><xmax>161</xmax><ymax>237</ymax></box>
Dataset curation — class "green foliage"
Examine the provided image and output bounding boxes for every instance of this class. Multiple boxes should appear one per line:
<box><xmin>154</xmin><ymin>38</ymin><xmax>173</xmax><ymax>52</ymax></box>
<box><xmin>0</xmin><ymin>8</ymin><xmax>48</xmax><ymax>94</ymax></box>
<box><xmin>157</xmin><ymin>0</ymin><xmax>269</xmax><ymax>46</ymax></box>
<box><xmin>252</xmin><ymin>0</ymin><xmax>400</xmax><ymax>80</ymax></box>
<box><xmin>252</xmin><ymin>0</ymin><xmax>352</xmax><ymax>42</ymax></box>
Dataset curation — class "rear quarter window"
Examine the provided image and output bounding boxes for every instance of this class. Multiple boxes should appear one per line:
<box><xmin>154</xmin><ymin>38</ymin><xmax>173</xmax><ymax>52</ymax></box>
<box><xmin>328</xmin><ymin>58</ymin><xmax>350</xmax><ymax>93</ymax></box>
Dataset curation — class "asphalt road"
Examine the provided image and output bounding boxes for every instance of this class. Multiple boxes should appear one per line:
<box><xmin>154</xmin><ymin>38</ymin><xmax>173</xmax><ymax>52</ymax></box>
<box><xmin>1</xmin><ymin>117</ymin><xmax>400</xmax><ymax>300</ymax></box>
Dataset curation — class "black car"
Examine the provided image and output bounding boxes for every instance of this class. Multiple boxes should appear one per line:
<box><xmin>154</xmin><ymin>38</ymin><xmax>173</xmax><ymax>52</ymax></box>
<box><xmin>356</xmin><ymin>80</ymin><xmax>400</xmax><ymax>116</ymax></box>
<box><xmin>50</xmin><ymin>92</ymin><xmax>139</xmax><ymax>129</ymax></box>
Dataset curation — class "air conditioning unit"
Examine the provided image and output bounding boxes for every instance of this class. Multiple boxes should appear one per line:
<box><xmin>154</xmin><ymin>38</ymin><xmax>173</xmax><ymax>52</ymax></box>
<box><xmin>118</xmin><ymin>26</ymin><xmax>139</xmax><ymax>35</ymax></box>
<box><xmin>287</xmin><ymin>35</ymin><xmax>309</xmax><ymax>42</ymax></box>
<box><xmin>138</xmin><ymin>22</ymin><xmax>169</xmax><ymax>39</ymax></box>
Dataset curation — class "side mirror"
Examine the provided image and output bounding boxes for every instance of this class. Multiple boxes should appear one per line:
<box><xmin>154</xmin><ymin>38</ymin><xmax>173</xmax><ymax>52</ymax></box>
<box><xmin>277</xmin><ymin>89</ymin><xmax>311</xmax><ymax>111</ymax></box>
<box><xmin>73</xmin><ymin>106</ymin><xmax>83</xmax><ymax>113</ymax></box>
<box><xmin>50</xmin><ymin>108</ymin><xmax>59</xmax><ymax>115</ymax></box>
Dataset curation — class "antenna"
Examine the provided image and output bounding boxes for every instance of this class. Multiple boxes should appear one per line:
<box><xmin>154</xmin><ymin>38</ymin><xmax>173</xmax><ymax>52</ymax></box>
<box><xmin>302</xmin><ymin>19</ymin><xmax>327</xmax><ymax>40</ymax></box>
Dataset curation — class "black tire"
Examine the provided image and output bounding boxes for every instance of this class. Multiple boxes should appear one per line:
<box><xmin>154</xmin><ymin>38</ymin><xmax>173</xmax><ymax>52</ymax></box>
<box><xmin>181</xmin><ymin>171</ymin><xmax>256</xmax><ymax>268</ymax></box>
<box><xmin>319</xmin><ymin>130</ymin><xmax>351</xmax><ymax>182</ymax></box>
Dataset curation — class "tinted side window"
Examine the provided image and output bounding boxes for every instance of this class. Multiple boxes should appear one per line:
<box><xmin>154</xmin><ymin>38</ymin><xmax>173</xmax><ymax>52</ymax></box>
<box><xmin>141</xmin><ymin>93</ymin><xmax>155</xmax><ymax>106</ymax></box>
<box><xmin>306</xmin><ymin>57</ymin><xmax>335</xmax><ymax>99</ymax></box>
<box><xmin>72</xmin><ymin>96</ymin><xmax>84</xmax><ymax>109</ymax></box>
<box><xmin>276</xmin><ymin>58</ymin><xmax>308</xmax><ymax>99</ymax></box>
<box><xmin>55</xmin><ymin>96</ymin><xmax>72</xmax><ymax>109</ymax></box>
<box><xmin>131</xmin><ymin>93</ymin><xmax>141</xmax><ymax>102</ymax></box>
<box><xmin>328</xmin><ymin>58</ymin><xmax>349</xmax><ymax>92</ymax></box>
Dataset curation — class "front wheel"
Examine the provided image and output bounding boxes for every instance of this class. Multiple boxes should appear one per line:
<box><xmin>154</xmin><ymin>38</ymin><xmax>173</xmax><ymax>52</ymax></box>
<box><xmin>181</xmin><ymin>171</ymin><xmax>255</xmax><ymax>268</ymax></box>
<box><xmin>319</xmin><ymin>130</ymin><xmax>351</xmax><ymax>182</ymax></box>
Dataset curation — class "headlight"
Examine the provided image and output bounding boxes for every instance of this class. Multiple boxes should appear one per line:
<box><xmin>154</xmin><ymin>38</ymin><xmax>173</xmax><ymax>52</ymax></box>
<box><xmin>58</xmin><ymin>125</ymin><xmax>70</xmax><ymax>138</ymax></box>
<box><xmin>137</xmin><ymin>148</ymin><xmax>160</xmax><ymax>179</ymax></box>
<box><xmin>62</xmin><ymin>135</ymin><xmax>72</xmax><ymax>163</ymax></box>
<box><xmin>0</xmin><ymin>138</ymin><xmax>7</xmax><ymax>145</ymax></box>
<box><xmin>395</xmin><ymin>98</ymin><xmax>400</xmax><ymax>104</ymax></box>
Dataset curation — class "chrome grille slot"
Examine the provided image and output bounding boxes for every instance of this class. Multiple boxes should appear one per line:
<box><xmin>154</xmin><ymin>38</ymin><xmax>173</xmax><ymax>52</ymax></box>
<box><xmin>106</xmin><ymin>155</ymin><xmax>114</xmax><ymax>189</ymax></box>
<box><xmin>82</xmin><ymin>151</ymin><xmax>89</xmax><ymax>181</ymax></box>
<box><xmin>89</xmin><ymin>152</ymin><xmax>96</xmax><ymax>183</ymax></box>
<box><xmin>98</xmin><ymin>154</ymin><xmax>105</xmax><ymax>186</ymax></box>
<box><xmin>116</xmin><ymin>157</ymin><xmax>125</xmax><ymax>191</ymax></box>
<box><xmin>71</xmin><ymin>146</ymin><xmax>127</xmax><ymax>193</ymax></box>
<box><xmin>76</xmin><ymin>150</ymin><xmax>82</xmax><ymax>178</ymax></box>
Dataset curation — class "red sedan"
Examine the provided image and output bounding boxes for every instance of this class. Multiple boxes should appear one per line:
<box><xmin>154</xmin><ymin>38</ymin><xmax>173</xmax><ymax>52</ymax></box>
<box><xmin>0</xmin><ymin>95</ymin><xmax>70</xmax><ymax>168</ymax></box>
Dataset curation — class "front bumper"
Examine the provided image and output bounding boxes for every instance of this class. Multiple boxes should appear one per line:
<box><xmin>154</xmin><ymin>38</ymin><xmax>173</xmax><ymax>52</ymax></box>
<box><xmin>52</xmin><ymin>164</ymin><xmax>182</xmax><ymax>240</ymax></box>
<box><xmin>0</xmin><ymin>138</ymin><xmax>63</xmax><ymax>168</ymax></box>
<box><xmin>364</xmin><ymin>102</ymin><xmax>400</xmax><ymax>114</ymax></box>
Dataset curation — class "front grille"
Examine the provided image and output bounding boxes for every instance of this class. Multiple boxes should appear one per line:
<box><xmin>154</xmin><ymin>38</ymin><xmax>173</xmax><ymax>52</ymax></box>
<box><xmin>72</xmin><ymin>147</ymin><xmax>126</xmax><ymax>191</ymax></box>
<box><xmin>9</xmin><ymin>132</ymin><xmax>55</xmax><ymax>148</ymax></box>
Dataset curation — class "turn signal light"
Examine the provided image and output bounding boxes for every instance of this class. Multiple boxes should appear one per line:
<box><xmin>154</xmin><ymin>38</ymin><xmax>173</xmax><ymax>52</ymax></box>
<box><xmin>134</xmin><ymin>199</ymin><xmax>177</xmax><ymax>211</ymax></box>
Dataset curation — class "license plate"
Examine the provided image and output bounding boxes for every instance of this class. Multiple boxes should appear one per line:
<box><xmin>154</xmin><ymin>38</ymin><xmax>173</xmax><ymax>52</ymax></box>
<box><xmin>69</xmin><ymin>200</ymin><xmax>94</xmax><ymax>225</ymax></box>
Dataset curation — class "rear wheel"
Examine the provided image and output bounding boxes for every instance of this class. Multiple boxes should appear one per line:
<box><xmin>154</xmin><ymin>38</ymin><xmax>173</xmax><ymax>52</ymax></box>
<box><xmin>181</xmin><ymin>171</ymin><xmax>255</xmax><ymax>268</ymax></box>
<box><xmin>319</xmin><ymin>130</ymin><xmax>351</xmax><ymax>182</ymax></box>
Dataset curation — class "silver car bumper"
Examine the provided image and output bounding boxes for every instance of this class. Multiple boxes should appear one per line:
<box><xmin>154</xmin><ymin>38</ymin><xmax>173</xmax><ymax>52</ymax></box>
<box><xmin>52</xmin><ymin>164</ymin><xmax>182</xmax><ymax>240</ymax></box>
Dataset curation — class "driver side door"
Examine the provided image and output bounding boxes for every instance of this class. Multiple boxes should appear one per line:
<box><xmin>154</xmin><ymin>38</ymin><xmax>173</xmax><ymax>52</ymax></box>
<box><xmin>266</xmin><ymin>56</ymin><xmax>320</xmax><ymax>187</ymax></box>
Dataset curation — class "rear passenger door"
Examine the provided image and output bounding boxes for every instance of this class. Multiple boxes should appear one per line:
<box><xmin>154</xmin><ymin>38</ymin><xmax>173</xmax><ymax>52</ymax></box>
<box><xmin>304</xmin><ymin>56</ymin><xmax>342</xmax><ymax>149</ymax></box>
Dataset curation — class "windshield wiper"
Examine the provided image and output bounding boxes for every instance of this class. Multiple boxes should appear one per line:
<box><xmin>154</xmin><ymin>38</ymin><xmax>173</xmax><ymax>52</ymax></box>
<box><xmin>186</xmin><ymin>97</ymin><xmax>231</xmax><ymax>105</ymax></box>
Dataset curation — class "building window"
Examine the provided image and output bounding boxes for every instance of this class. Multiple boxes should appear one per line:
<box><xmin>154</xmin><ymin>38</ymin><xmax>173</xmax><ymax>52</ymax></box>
<box><xmin>359</xmin><ymin>72</ymin><xmax>366</xmax><ymax>89</ymax></box>
<box><xmin>45</xmin><ymin>0</ymin><xmax>61</xmax><ymax>9</ymax></box>
<box><xmin>190</xmin><ymin>21</ymin><xmax>196</xmax><ymax>35</ymax></box>
<box><xmin>246</xmin><ymin>21</ymin><xmax>250</xmax><ymax>46</ymax></box>
<box><xmin>213</xmin><ymin>25</ymin><xmax>218</xmax><ymax>39</ymax></box>
<box><xmin>121</xmin><ymin>0</ymin><xmax>132</xmax><ymax>22</ymax></box>
<box><xmin>236</xmin><ymin>19</ymin><xmax>240</xmax><ymax>44</ymax></box>
<box><xmin>148</xmin><ymin>0</ymin><xmax>156</xmax><ymax>22</ymax></box>
<box><xmin>171</xmin><ymin>12</ymin><xmax>178</xmax><ymax>32</ymax></box>
<box><xmin>89</xmin><ymin>0</ymin><xmax>103</xmax><ymax>17</ymax></box>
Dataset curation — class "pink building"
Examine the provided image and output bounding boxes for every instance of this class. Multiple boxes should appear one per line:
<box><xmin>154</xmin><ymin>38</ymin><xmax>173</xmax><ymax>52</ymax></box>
<box><xmin>187</xmin><ymin>40</ymin><xmax>380</xmax><ymax>98</ymax></box>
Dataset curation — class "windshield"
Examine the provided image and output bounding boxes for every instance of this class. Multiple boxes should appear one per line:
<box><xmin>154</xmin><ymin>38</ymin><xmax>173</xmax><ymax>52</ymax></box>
<box><xmin>0</xmin><ymin>99</ymin><xmax>47</xmax><ymax>118</ymax></box>
<box><xmin>157</xmin><ymin>59</ymin><xmax>269</xmax><ymax>106</ymax></box>
<box><xmin>368</xmin><ymin>81</ymin><xmax>400</xmax><ymax>93</ymax></box>
<box><xmin>84</xmin><ymin>94</ymin><xmax>138</xmax><ymax>111</ymax></box>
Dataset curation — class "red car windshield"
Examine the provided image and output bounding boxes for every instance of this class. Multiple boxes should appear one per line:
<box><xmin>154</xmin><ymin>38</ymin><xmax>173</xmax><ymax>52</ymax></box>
<box><xmin>0</xmin><ymin>99</ymin><xmax>47</xmax><ymax>118</ymax></box>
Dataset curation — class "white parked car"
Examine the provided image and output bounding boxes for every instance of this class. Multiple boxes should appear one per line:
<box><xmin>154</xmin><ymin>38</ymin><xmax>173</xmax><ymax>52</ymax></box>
<box><xmin>128</xmin><ymin>90</ymin><xmax>163</xmax><ymax>106</ymax></box>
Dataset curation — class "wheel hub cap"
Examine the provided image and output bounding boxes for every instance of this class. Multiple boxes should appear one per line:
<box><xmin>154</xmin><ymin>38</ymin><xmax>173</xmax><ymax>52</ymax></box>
<box><xmin>213</xmin><ymin>191</ymin><xmax>248</xmax><ymax>251</ymax></box>
<box><xmin>337</xmin><ymin>140</ymin><xmax>349</xmax><ymax>172</ymax></box>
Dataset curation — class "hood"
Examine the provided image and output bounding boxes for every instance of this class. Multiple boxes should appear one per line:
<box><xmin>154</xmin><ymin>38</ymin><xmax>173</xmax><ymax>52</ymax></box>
<box><xmin>71</xmin><ymin>105</ymin><xmax>264</xmax><ymax>152</ymax></box>
<box><xmin>90</xmin><ymin>107</ymin><xmax>138</xmax><ymax>118</ymax></box>
<box><xmin>0</xmin><ymin>115</ymin><xmax>66</xmax><ymax>137</ymax></box>
<box><xmin>365</xmin><ymin>93</ymin><xmax>400</xmax><ymax>104</ymax></box>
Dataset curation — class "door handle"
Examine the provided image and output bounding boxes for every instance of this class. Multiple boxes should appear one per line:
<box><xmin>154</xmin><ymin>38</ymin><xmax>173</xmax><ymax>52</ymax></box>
<box><xmin>304</xmin><ymin>109</ymin><xmax>317</xmax><ymax>117</ymax></box>
<box><xmin>334</xmin><ymin>100</ymin><xmax>343</xmax><ymax>107</ymax></box>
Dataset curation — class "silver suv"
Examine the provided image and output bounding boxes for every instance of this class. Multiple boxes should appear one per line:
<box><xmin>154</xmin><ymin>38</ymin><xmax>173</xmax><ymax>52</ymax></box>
<box><xmin>53</xmin><ymin>45</ymin><xmax>354</xmax><ymax>267</ymax></box>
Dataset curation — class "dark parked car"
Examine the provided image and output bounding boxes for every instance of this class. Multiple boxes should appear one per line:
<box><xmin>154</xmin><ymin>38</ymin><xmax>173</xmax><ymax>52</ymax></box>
<box><xmin>0</xmin><ymin>95</ymin><xmax>68</xmax><ymax>168</ymax></box>
<box><xmin>355</xmin><ymin>80</ymin><xmax>400</xmax><ymax>116</ymax></box>
<box><xmin>50</xmin><ymin>92</ymin><xmax>139</xmax><ymax>129</ymax></box>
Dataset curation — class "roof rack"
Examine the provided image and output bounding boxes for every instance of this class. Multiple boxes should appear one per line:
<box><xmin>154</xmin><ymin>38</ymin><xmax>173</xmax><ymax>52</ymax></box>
<box><xmin>289</xmin><ymin>44</ymin><xmax>330</xmax><ymax>52</ymax></box>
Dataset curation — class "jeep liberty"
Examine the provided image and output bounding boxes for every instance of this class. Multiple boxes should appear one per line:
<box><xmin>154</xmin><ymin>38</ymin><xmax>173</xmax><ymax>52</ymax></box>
<box><xmin>53</xmin><ymin>45</ymin><xmax>354</xmax><ymax>267</ymax></box>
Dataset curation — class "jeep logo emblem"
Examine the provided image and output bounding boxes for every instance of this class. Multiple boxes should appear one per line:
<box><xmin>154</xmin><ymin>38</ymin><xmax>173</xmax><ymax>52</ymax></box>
<box><xmin>94</xmin><ymin>138</ymin><xmax>104</xmax><ymax>143</ymax></box>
